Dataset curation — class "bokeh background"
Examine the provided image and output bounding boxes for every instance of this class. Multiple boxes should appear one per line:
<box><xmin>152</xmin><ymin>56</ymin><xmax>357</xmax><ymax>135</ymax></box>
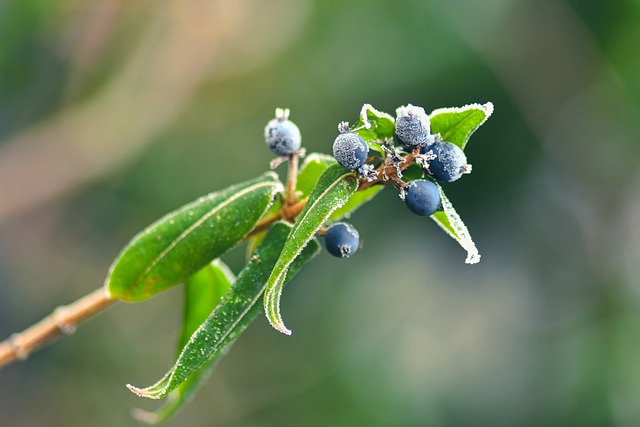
<box><xmin>1</xmin><ymin>0</ymin><xmax>640</xmax><ymax>426</ymax></box>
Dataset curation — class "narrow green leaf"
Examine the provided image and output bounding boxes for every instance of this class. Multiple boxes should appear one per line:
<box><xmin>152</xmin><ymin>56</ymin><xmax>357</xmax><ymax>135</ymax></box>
<box><xmin>126</xmin><ymin>222</ymin><xmax>320</xmax><ymax>400</ymax></box>
<box><xmin>430</xmin><ymin>184</ymin><xmax>480</xmax><ymax>264</ymax></box>
<box><xmin>106</xmin><ymin>172</ymin><xmax>283</xmax><ymax>302</ymax></box>
<box><xmin>352</xmin><ymin>104</ymin><xmax>395</xmax><ymax>152</ymax></box>
<box><xmin>295</xmin><ymin>153</ymin><xmax>337</xmax><ymax>198</ymax></box>
<box><xmin>264</xmin><ymin>164</ymin><xmax>358</xmax><ymax>335</ymax></box>
<box><xmin>297</xmin><ymin>153</ymin><xmax>384</xmax><ymax>222</ymax></box>
<box><xmin>429</xmin><ymin>102</ymin><xmax>494</xmax><ymax>150</ymax></box>
<box><xmin>133</xmin><ymin>260</ymin><xmax>235</xmax><ymax>424</ymax></box>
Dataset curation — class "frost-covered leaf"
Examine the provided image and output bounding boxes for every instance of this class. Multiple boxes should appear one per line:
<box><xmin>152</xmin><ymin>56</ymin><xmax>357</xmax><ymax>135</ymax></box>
<box><xmin>106</xmin><ymin>173</ymin><xmax>282</xmax><ymax>302</ymax></box>
<box><xmin>296</xmin><ymin>153</ymin><xmax>336</xmax><ymax>198</ymax></box>
<box><xmin>429</xmin><ymin>102</ymin><xmax>494</xmax><ymax>150</ymax></box>
<box><xmin>132</xmin><ymin>260</ymin><xmax>234</xmax><ymax>424</ymax></box>
<box><xmin>431</xmin><ymin>184</ymin><xmax>480</xmax><ymax>264</ymax></box>
<box><xmin>352</xmin><ymin>104</ymin><xmax>395</xmax><ymax>153</ymax></box>
<box><xmin>297</xmin><ymin>153</ymin><xmax>382</xmax><ymax>221</ymax></box>
<box><xmin>127</xmin><ymin>222</ymin><xmax>320</xmax><ymax>400</ymax></box>
<box><xmin>264</xmin><ymin>164</ymin><xmax>358</xmax><ymax>335</ymax></box>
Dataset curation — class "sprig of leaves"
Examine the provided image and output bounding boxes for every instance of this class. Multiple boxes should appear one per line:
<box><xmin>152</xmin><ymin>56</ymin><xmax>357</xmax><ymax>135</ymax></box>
<box><xmin>99</xmin><ymin>101</ymin><xmax>493</xmax><ymax>422</ymax></box>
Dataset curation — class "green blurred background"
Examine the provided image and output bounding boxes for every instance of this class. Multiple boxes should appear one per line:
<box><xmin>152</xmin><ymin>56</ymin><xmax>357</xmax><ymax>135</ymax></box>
<box><xmin>1</xmin><ymin>0</ymin><xmax>640</xmax><ymax>426</ymax></box>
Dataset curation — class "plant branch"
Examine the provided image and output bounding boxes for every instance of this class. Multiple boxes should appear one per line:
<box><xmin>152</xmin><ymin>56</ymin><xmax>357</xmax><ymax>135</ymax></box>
<box><xmin>0</xmin><ymin>287</ymin><xmax>115</xmax><ymax>368</ymax></box>
<box><xmin>0</xmin><ymin>147</ymin><xmax>415</xmax><ymax>370</ymax></box>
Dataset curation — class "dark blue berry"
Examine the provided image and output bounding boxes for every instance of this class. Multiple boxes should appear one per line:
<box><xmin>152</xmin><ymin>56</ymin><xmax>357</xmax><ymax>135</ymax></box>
<box><xmin>425</xmin><ymin>141</ymin><xmax>470</xmax><ymax>183</ymax></box>
<box><xmin>324</xmin><ymin>222</ymin><xmax>360</xmax><ymax>258</ymax></box>
<box><xmin>333</xmin><ymin>132</ymin><xmax>368</xmax><ymax>170</ymax></box>
<box><xmin>405</xmin><ymin>179</ymin><xmax>441</xmax><ymax>216</ymax></box>
<box><xmin>394</xmin><ymin>104</ymin><xmax>432</xmax><ymax>150</ymax></box>
<box><xmin>264</xmin><ymin>109</ymin><xmax>301</xmax><ymax>156</ymax></box>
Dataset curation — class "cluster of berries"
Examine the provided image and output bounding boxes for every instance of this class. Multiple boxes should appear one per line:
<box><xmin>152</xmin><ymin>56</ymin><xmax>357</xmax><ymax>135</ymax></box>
<box><xmin>263</xmin><ymin>104</ymin><xmax>471</xmax><ymax>260</ymax></box>
<box><xmin>332</xmin><ymin>104</ymin><xmax>470</xmax><ymax>219</ymax></box>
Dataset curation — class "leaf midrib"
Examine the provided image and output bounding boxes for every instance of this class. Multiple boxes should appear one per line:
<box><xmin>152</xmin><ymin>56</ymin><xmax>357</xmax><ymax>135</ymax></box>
<box><xmin>132</xmin><ymin>181</ymin><xmax>278</xmax><ymax>290</ymax></box>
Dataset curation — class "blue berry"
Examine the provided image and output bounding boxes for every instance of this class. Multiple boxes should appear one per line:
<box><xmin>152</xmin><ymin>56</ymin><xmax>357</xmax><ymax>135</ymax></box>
<box><xmin>404</xmin><ymin>179</ymin><xmax>441</xmax><ymax>216</ymax></box>
<box><xmin>394</xmin><ymin>104</ymin><xmax>432</xmax><ymax>150</ymax></box>
<box><xmin>333</xmin><ymin>130</ymin><xmax>368</xmax><ymax>170</ymax></box>
<box><xmin>425</xmin><ymin>141</ymin><xmax>470</xmax><ymax>183</ymax></box>
<box><xmin>324</xmin><ymin>222</ymin><xmax>360</xmax><ymax>258</ymax></box>
<box><xmin>264</xmin><ymin>108</ymin><xmax>301</xmax><ymax>156</ymax></box>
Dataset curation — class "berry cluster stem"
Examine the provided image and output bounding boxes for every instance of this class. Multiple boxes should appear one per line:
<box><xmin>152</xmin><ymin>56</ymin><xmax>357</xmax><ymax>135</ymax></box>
<box><xmin>358</xmin><ymin>148</ymin><xmax>421</xmax><ymax>191</ymax></box>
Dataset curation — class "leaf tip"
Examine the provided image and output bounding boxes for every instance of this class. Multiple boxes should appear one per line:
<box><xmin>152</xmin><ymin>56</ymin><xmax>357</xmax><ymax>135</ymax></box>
<box><xmin>126</xmin><ymin>384</ymin><xmax>144</xmax><ymax>396</ymax></box>
<box><xmin>277</xmin><ymin>325</ymin><xmax>293</xmax><ymax>336</ymax></box>
<box><xmin>482</xmin><ymin>101</ymin><xmax>494</xmax><ymax>118</ymax></box>
<box><xmin>465</xmin><ymin>252</ymin><xmax>481</xmax><ymax>265</ymax></box>
<box><xmin>131</xmin><ymin>408</ymin><xmax>160</xmax><ymax>425</ymax></box>
<box><xmin>126</xmin><ymin>383</ymin><xmax>161</xmax><ymax>399</ymax></box>
<box><xmin>266</xmin><ymin>312</ymin><xmax>292</xmax><ymax>336</ymax></box>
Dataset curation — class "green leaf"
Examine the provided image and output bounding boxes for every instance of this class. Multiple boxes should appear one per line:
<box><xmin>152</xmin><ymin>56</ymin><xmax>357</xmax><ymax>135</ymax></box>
<box><xmin>431</xmin><ymin>184</ymin><xmax>480</xmax><ymax>264</ymax></box>
<box><xmin>106</xmin><ymin>172</ymin><xmax>283</xmax><ymax>302</ymax></box>
<box><xmin>264</xmin><ymin>164</ymin><xmax>358</xmax><ymax>335</ymax></box>
<box><xmin>132</xmin><ymin>260</ymin><xmax>234</xmax><ymax>424</ymax></box>
<box><xmin>126</xmin><ymin>222</ymin><xmax>320</xmax><ymax>400</ymax></box>
<box><xmin>297</xmin><ymin>153</ymin><xmax>385</xmax><ymax>222</ymax></box>
<box><xmin>295</xmin><ymin>153</ymin><xmax>336</xmax><ymax>198</ymax></box>
<box><xmin>178</xmin><ymin>260</ymin><xmax>235</xmax><ymax>350</ymax></box>
<box><xmin>329</xmin><ymin>185</ymin><xmax>383</xmax><ymax>221</ymax></box>
<box><xmin>429</xmin><ymin>102</ymin><xmax>494</xmax><ymax>150</ymax></box>
<box><xmin>352</xmin><ymin>104</ymin><xmax>395</xmax><ymax>152</ymax></box>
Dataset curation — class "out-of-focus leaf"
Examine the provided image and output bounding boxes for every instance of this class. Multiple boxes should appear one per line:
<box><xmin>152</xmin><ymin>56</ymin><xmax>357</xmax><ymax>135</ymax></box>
<box><xmin>329</xmin><ymin>185</ymin><xmax>383</xmax><ymax>220</ymax></box>
<box><xmin>133</xmin><ymin>260</ymin><xmax>235</xmax><ymax>424</ymax></box>
<box><xmin>401</xmin><ymin>163</ymin><xmax>425</xmax><ymax>182</ymax></box>
<box><xmin>295</xmin><ymin>153</ymin><xmax>336</xmax><ymax>198</ymax></box>
<box><xmin>126</xmin><ymin>222</ymin><xmax>320</xmax><ymax>400</ymax></box>
<box><xmin>352</xmin><ymin>104</ymin><xmax>395</xmax><ymax>154</ymax></box>
<box><xmin>245</xmin><ymin>231</ymin><xmax>267</xmax><ymax>260</ymax></box>
<box><xmin>178</xmin><ymin>260</ymin><xmax>235</xmax><ymax>350</ymax></box>
<box><xmin>264</xmin><ymin>164</ymin><xmax>358</xmax><ymax>335</ymax></box>
<box><xmin>106</xmin><ymin>172</ymin><xmax>283</xmax><ymax>302</ymax></box>
<box><xmin>431</xmin><ymin>184</ymin><xmax>480</xmax><ymax>264</ymax></box>
<box><xmin>429</xmin><ymin>102</ymin><xmax>494</xmax><ymax>150</ymax></box>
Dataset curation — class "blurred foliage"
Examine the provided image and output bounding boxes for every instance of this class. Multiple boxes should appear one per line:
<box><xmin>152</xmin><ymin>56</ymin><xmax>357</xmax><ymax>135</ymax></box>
<box><xmin>1</xmin><ymin>0</ymin><xmax>640</xmax><ymax>426</ymax></box>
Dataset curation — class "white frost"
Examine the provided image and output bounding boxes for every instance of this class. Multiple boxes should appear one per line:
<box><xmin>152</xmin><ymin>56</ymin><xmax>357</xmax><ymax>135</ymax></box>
<box><xmin>436</xmin><ymin>184</ymin><xmax>481</xmax><ymax>264</ymax></box>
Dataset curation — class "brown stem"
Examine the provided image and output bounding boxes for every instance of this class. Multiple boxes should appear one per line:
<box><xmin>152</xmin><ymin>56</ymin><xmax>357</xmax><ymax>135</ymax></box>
<box><xmin>358</xmin><ymin>148</ymin><xmax>421</xmax><ymax>191</ymax></box>
<box><xmin>250</xmin><ymin>198</ymin><xmax>308</xmax><ymax>237</ymax></box>
<box><xmin>0</xmin><ymin>287</ymin><xmax>115</xmax><ymax>368</ymax></box>
<box><xmin>285</xmin><ymin>152</ymin><xmax>299</xmax><ymax>208</ymax></box>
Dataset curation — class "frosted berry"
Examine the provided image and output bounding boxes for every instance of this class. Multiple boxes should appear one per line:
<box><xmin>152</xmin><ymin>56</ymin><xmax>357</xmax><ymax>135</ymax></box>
<box><xmin>264</xmin><ymin>108</ymin><xmax>301</xmax><ymax>156</ymax></box>
<box><xmin>405</xmin><ymin>179</ymin><xmax>441</xmax><ymax>216</ymax></box>
<box><xmin>333</xmin><ymin>125</ymin><xmax>368</xmax><ymax>170</ymax></box>
<box><xmin>426</xmin><ymin>141</ymin><xmax>470</xmax><ymax>182</ymax></box>
<box><xmin>394</xmin><ymin>104</ymin><xmax>432</xmax><ymax>150</ymax></box>
<box><xmin>324</xmin><ymin>222</ymin><xmax>360</xmax><ymax>258</ymax></box>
